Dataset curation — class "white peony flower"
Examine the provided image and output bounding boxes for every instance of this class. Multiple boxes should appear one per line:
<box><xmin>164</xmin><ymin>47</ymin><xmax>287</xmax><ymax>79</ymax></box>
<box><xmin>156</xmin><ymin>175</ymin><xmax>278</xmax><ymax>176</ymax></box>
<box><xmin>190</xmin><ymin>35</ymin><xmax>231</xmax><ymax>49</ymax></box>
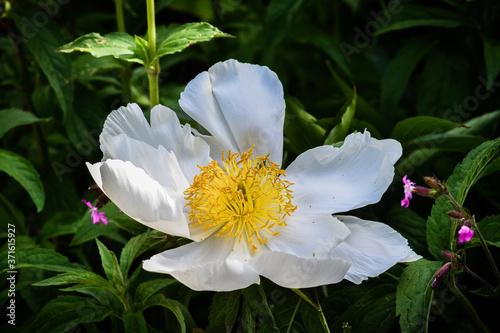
<box><xmin>87</xmin><ymin>59</ymin><xmax>420</xmax><ymax>291</ymax></box>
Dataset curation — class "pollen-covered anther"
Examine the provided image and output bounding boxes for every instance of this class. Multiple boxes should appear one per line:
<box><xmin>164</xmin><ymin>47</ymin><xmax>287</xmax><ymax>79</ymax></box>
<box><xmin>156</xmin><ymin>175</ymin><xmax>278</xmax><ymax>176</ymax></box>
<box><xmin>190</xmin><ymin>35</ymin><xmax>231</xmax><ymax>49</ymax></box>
<box><xmin>184</xmin><ymin>146</ymin><xmax>296</xmax><ymax>251</ymax></box>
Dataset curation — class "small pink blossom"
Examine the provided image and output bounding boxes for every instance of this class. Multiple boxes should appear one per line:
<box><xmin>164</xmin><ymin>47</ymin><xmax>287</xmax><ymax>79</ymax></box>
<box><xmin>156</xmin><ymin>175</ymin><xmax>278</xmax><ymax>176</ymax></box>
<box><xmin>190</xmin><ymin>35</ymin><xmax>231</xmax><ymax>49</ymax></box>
<box><xmin>82</xmin><ymin>199</ymin><xmax>108</xmax><ymax>225</ymax></box>
<box><xmin>401</xmin><ymin>175</ymin><xmax>416</xmax><ymax>207</ymax></box>
<box><xmin>458</xmin><ymin>225</ymin><xmax>474</xmax><ymax>243</ymax></box>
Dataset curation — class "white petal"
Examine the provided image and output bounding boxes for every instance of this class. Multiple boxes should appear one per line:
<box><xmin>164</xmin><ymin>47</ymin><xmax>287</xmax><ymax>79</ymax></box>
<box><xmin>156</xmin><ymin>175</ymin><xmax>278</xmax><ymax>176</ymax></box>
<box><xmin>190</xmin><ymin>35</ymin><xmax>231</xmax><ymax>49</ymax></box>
<box><xmin>100</xmin><ymin>103</ymin><xmax>155</xmax><ymax>159</ymax></box>
<box><xmin>101</xmin><ymin>135</ymin><xmax>189</xmax><ymax>193</ymax></box>
<box><xmin>266</xmin><ymin>214</ymin><xmax>350</xmax><ymax>258</ymax></box>
<box><xmin>249</xmin><ymin>251</ymin><xmax>351</xmax><ymax>288</ymax></box>
<box><xmin>286</xmin><ymin>131</ymin><xmax>402</xmax><ymax>214</ymax></box>
<box><xmin>150</xmin><ymin>105</ymin><xmax>211</xmax><ymax>180</ymax></box>
<box><xmin>143</xmin><ymin>236</ymin><xmax>261</xmax><ymax>291</ymax></box>
<box><xmin>100</xmin><ymin>103</ymin><xmax>211</xmax><ymax>182</ymax></box>
<box><xmin>87</xmin><ymin>160</ymin><xmax>191</xmax><ymax>238</ymax></box>
<box><xmin>179</xmin><ymin>59</ymin><xmax>285</xmax><ymax>164</ymax></box>
<box><xmin>331</xmin><ymin>215</ymin><xmax>421</xmax><ymax>284</ymax></box>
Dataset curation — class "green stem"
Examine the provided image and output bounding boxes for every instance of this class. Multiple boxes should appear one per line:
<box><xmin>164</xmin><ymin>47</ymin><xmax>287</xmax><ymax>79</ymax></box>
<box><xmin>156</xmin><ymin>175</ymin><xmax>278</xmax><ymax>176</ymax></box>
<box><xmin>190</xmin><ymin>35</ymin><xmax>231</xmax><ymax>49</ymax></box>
<box><xmin>445</xmin><ymin>193</ymin><xmax>467</xmax><ymax>216</ymax></box>
<box><xmin>318</xmin><ymin>308</ymin><xmax>331</xmax><ymax>333</ymax></box>
<box><xmin>114</xmin><ymin>0</ymin><xmax>126</xmax><ymax>32</ymax></box>
<box><xmin>286</xmin><ymin>298</ymin><xmax>301</xmax><ymax>333</ymax></box>
<box><xmin>464</xmin><ymin>266</ymin><xmax>495</xmax><ymax>290</ymax></box>
<box><xmin>291</xmin><ymin>288</ymin><xmax>330</xmax><ymax>333</ymax></box>
<box><xmin>446</xmin><ymin>192</ymin><xmax>500</xmax><ymax>285</ymax></box>
<box><xmin>146</xmin><ymin>0</ymin><xmax>159</xmax><ymax>107</ymax></box>
<box><xmin>471</xmin><ymin>221</ymin><xmax>500</xmax><ymax>285</ymax></box>
<box><xmin>148</xmin><ymin>71</ymin><xmax>159</xmax><ymax>107</ymax></box>
<box><xmin>448</xmin><ymin>277</ymin><xmax>490</xmax><ymax>333</ymax></box>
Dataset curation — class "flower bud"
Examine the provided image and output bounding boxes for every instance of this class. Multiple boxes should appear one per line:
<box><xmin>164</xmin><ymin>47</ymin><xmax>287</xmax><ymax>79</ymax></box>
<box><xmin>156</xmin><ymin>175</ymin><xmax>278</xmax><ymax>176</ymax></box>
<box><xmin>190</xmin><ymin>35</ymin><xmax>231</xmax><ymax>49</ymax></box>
<box><xmin>447</xmin><ymin>211</ymin><xmax>465</xmax><ymax>219</ymax></box>
<box><xmin>431</xmin><ymin>262</ymin><xmax>452</xmax><ymax>289</ymax></box>
<box><xmin>413</xmin><ymin>186</ymin><xmax>431</xmax><ymax>197</ymax></box>
<box><xmin>423</xmin><ymin>176</ymin><xmax>440</xmax><ymax>189</ymax></box>
<box><xmin>441</xmin><ymin>251</ymin><xmax>458</xmax><ymax>261</ymax></box>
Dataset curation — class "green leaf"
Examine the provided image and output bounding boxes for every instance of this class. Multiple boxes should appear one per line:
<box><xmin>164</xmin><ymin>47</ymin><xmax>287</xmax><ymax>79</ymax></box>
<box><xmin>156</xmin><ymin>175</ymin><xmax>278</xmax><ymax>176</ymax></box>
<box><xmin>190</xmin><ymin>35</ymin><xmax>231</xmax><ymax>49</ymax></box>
<box><xmin>266</xmin><ymin>0</ymin><xmax>305</xmax><ymax>46</ymax></box>
<box><xmin>415</xmin><ymin>51</ymin><xmax>469</xmax><ymax>116</ymax></box>
<box><xmin>155</xmin><ymin>22</ymin><xmax>232</xmax><ymax>61</ymax></box>
<box><xmin>134</xmin><ymin>278</ymin><xmax>178</xmax><ymax>307</ymax></box>
<box><xmin>477</xmin><ymin>215</ymin><xmax>500</xmax><ymax>248</ymax></box>
<box><xmin>38</xmin><ymin>212</ymin><xmax>80</xmax><ymax>239</ymax></box>
<box><xmin>380</xmin><ymin>38</ymin><xmax>436</xmax><ymax>117</ymax></box>
<box><xmin>396</xmin><ymin>259</ymin><xmax>442</xmax><ymax>333</ymax></box>
<box><xmin>58</xmin><ymin>32</ymin><xmax>145</xmax><ymax>64</ymax></box>
<box><xmin>112</xmin><ymin>214</ymin><xmax>149</xmax><ymax>235</ymax></box>
<box><xmin>327</xmin><ymin>64</ymin><xmax>390</xmax><ymax>134</ymax></box>
<box><xmin>0</xmin><ymin>149</ymin><xmax>45</xmax><ymax>212</ymax></box>
<box><xmin>0</xmin><ymin>246</ymin><xmax>84</xmax><ymax>274</ymax></box>
<box><xmin>33</xmin><ymin>271</ymin><xmax>113</xmax><ymax>291</ymax></box>
<box><xmin>95</xmin><ymin>238</ymin><xmax>124</xmax><ymax>288</ymax></box>
<box><xmin>30</xmin><ymin>295</ymin><xmax>112</xmax><ymax>333</ymax></box>
<box><xmin>140</xmin><ymin>294</ymin><xmax>188</xmax><ymax>333</ymax></box>
<box><xmin>291</xmin><ymin>288</ymin><xmax>321</xmax><ymax>312</ymax></box>
<box><xmin>0</xmin><ymin>108</ymin><xmax>50</xmax><ymax>138</ymax></box>
<box><xmin>206</xmin><ymin>290</ymin><xmax>242</xmax><ymax>333</ymax></box>
<box><xmin>300</xmin><ymin>301</ymin><xmax>325</xmax><ymax>333</ymax></box>
<box><xmin>12</xmin><ymin>11</ymin><xmax>74</xmax><ymax>119</ymax></box>
<box><xmin>241</xmin><ymin>295</ymin><xmax>256</xmax><ymax>333</ymax></box>
<box><xmin>241</xmin><ymin>284</ymin><xmax>278</xmax><ymax>332</ymax></box>
<box><xmin>259</xmin><ymin>288</ymin><xmax>303</xmax><ymax>333</ymax></box>
<box><xmin>341</xmin><ymin>0</ymin><xmax>361</xmax><ymax>11</ymax></box>
<box><xmin>426</xmin><ymin>196</ymin><xmax>455</xmax><ymax>260</ymax></box>
<box><xmin>447</xmin><ymin>110</ymin><xmax>500</xmax><ymax>136</ymax></box>
<box><xmin>392</xmin><ymin>116</ymin><xmax>462</xmax><ymax>146</ymax></box>
<box><xmin>324</xmin><ymin>85</ymin><xmax>357</xmax><ymax>145</ymax></box>
<box><xmin>123</xmin><ymin>311</ymin><xmax>148</xmax><ymax>333</ymax></box>
<box><xmin>404</xmin><ymin>135</ymin><xmax>486</xmax><ymax>153</ymax></box>
<box><xmin>445</xmin><ymin>136</ymin><xmax>500</xmax><ymax>204</ymax></box>
<box><xmin>479</xmin><ymin>156</ymin><xmax>500</xmax><ymax>180</ymax></box>
<box><xmin>482</xmin><ymin>38</ymin><xmax>500</xmax><ymax>90</ymax></box>
<box><xmin>330</xmin><ymin>284</ymin><xmax>397</xmax><ymax>333</ymax></box>
<box><xmin>60</xmin><ymin>284</ymin><xmax>124</xmax><ymax>312</ymax></box>
<box><xmin>294</xmin><ymin>26</ymin><xmax>352</xmax><ymax>77</ymax></box>
<box><xmin>119</xmin><ymin>229</ymin><xmax>170</xmax><ymax>277</ymax></box>
<box><xmin>375</xmin><ymin>5</ymin><xmax>466</xmax><ymax>36</ymax></box>
<box><xmin>427</xmin><ymin>137</ymin><xmax>500</xmax><ymax>259</ymax></box>
<box><xmin>284</xmin><ymin>97</ymin><xmax>325</xmax><ymax>154</ymax></box>
<box><xmin>134</xmin><ymin>35</ymin><xmax>150</xmax><ymax>65</ymax></box>
<box><xmin>119</xmin><ymin>232</ymin><xmax>147</xmax><ymax>277</ymax></box>
<box><xmin>65</xmin><ymin>111</ymin><xmax>95</xmax><ymax>152</ymax></box>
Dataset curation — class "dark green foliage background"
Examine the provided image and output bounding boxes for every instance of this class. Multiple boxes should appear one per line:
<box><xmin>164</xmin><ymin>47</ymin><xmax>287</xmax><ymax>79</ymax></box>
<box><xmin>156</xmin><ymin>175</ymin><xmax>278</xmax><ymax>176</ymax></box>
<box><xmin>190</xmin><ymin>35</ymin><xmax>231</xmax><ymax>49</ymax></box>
<box><xmin>1</xmin><ymin>0</ymin><xmax>499</xmax><ymax>332</ymax></box>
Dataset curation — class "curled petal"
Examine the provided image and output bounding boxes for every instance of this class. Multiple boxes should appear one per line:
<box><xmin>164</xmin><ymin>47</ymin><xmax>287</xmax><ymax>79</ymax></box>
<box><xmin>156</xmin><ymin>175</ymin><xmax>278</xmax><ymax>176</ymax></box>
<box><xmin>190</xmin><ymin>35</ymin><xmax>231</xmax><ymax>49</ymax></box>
<box><xmin>87</xmin><ymin>160</ymin><xmax>191</xmax><ymax>238</ymax></box>
<box><xmin>248</xmin><ymin>251</ymin><xmax>351</xmax><ymax>288</ymax></box>
<box><xmin>287</xmin><ymin>131</ymin><xmax>402</xmax><ymax>214</ymax></box>
<box><xmin>179</xmin><ymin>59</ymin><xmax>285</xmax><ymax>164</ymax></box>
<box><xmin>331</xmin><ymin>216</ymin><xmax>421</xmax><ymax>284</ymax></box>
<box><xmin>143</xmin><ymin>237</ymin><xmax>260</xmax><ymax>291</ymax></box>
<box><xmin>100</xmin><ymin>103</ymin><xmax>211</xmax><ymax>182</ymax></box>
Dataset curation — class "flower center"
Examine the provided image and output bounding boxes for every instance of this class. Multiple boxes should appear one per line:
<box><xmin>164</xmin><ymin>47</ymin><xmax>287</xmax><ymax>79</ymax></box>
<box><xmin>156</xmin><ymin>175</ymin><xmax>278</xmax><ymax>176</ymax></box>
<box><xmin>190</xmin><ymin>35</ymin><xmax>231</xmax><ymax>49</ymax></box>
<box><xmin>184</xmin><ymin>147</ymin><xmax>296</xmax><ymax>251</ymax></box>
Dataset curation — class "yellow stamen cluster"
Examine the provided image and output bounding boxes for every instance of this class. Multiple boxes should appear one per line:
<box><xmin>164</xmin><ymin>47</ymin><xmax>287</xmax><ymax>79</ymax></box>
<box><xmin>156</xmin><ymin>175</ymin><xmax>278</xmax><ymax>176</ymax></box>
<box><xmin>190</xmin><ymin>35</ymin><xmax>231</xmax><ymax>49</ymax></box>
<box><xmin>184</xmin><ymin>147</ymin><xmax>296</xmax><ymax>251</ymax></box>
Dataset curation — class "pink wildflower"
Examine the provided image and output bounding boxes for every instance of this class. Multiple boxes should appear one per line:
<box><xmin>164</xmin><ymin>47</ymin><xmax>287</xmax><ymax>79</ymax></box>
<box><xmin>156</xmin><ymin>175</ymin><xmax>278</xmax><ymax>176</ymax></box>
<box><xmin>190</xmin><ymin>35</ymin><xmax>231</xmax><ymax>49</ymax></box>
<box><xmin>401</xmin><ymin>175</ymin><xmax>416</xmax><ymax>207</ymax></box>
<box><xmin>82</xmin><ymin>199</ymin><xmax>108</xmax><ymax>225</ymax></box>
<box><xmin>458</xmin><ymin>225</ymin><xmax>474</xmax><ymax>243</ymax></box>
